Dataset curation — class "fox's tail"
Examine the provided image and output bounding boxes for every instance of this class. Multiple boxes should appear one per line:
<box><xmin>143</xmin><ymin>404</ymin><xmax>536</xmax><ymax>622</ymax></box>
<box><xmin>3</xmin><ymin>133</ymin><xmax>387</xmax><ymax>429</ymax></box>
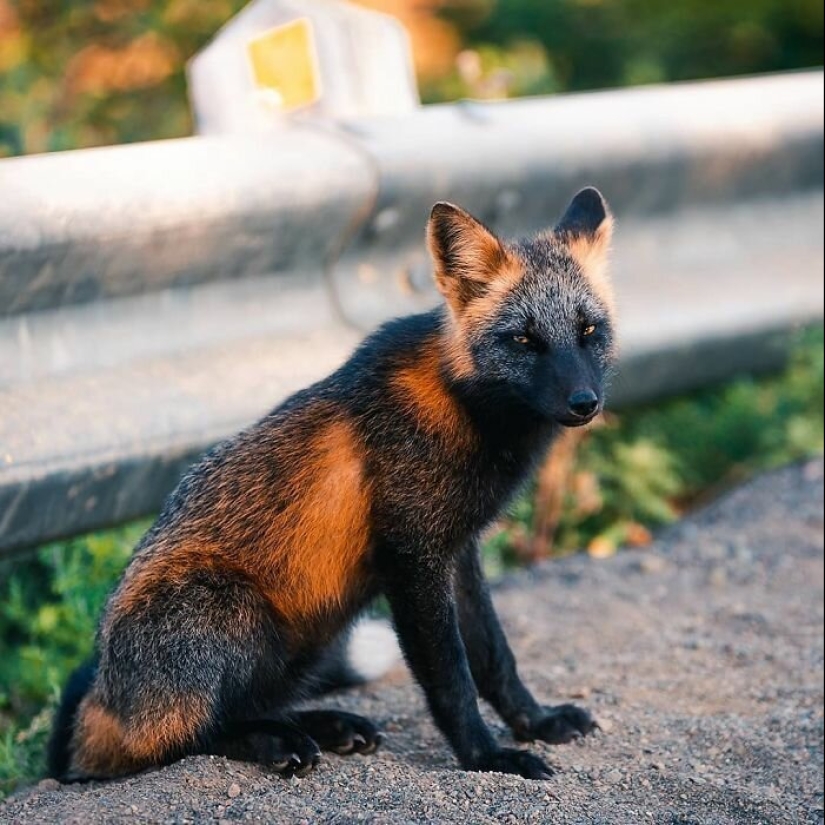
<box><xmin>311</xmin><ymin>617</ymin><xmax>402</xmax><ymax>695</ymax></box>
<box><xmin>47</xmin><ymin>659</ymin><xmax>97</xmax><ymax>780</ymax></box>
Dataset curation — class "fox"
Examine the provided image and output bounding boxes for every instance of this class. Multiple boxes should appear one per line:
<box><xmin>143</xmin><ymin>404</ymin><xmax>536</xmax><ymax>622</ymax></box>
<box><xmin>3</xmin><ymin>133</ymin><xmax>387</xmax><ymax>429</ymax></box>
<box><xmin>48</xmin><ymin>187</ymin><xmax>616</xmax><ymax>783</ymax></box>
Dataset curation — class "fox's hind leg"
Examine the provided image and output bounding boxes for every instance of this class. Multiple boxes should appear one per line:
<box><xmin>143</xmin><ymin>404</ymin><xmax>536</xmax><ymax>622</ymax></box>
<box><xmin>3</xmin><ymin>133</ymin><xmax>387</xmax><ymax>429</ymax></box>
<box><xmin>67</xmin><ymin>572</ymin><xmax>388</xmax><ymax>780</ymax></box>
<box><xmin>212</xmin><ymin>631</ymin><xmax>387</xmax><ymax>768</ymax></box>
<box><xmin>67</xmin><ymin>570</ymin><xmax>307</xmax><ymax>779</ymax></box>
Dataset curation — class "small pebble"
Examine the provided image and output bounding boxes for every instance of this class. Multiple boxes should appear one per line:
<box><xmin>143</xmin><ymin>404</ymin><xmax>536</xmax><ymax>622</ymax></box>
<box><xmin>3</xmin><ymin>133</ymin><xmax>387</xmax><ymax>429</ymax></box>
<box><xmin>227</xmin><ymin>783</ymin><xmax>241</xmax><ymax>799</ymax></box>
<box><xmin>640</xmin><ymin>555</ymin><xmax>667</xmax><ymax>574</ymax></box>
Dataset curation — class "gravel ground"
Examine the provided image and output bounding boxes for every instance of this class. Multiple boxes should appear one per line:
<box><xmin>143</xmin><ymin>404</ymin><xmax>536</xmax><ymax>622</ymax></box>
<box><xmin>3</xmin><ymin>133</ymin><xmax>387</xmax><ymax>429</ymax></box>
<box><xmin>2</xmin><ymin>459</ymin><xmax>823</xmax><ymax>825</ymax></box>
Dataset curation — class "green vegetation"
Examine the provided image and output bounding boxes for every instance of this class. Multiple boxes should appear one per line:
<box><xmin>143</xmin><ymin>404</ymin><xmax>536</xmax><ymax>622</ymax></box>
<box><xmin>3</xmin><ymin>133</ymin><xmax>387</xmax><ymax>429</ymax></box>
<box><xmin>0</xmin><ymin>521</ymin><xmax>150</xmax><ymax>797</ymax></box>
<box><xmin>429</xmin><ymin>0</ymin><xmax>824</xmax><ymax>101</ymax></box>
<box><xmin>0</xmin><ymin>327</ymin><xmax>821</xmax><ymax>796</ymax></box>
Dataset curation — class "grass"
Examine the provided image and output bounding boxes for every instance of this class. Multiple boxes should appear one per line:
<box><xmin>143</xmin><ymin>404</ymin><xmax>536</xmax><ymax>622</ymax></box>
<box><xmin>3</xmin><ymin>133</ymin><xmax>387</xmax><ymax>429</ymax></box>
<box><xmin>0</xmin><ymin>521</ymin><xmax>150</xmax><ymax>797</ymax></box>
<box><xmin>0</xmin><ymin>326</ymin><xmax>821</xmax><ymax>797</ymax></box>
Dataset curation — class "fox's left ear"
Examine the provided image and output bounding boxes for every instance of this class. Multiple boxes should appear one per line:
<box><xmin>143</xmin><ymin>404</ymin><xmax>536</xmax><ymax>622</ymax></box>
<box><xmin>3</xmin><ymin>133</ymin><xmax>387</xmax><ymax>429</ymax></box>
<box><xmin>427</xmin><ymin>202</ymin><xmax>510</xmax><ymax>311</ymax></box>
<box><xmin>555</xmin><ymin>187</ymin><xmax>614</xmax><ymax>269</ymax></box>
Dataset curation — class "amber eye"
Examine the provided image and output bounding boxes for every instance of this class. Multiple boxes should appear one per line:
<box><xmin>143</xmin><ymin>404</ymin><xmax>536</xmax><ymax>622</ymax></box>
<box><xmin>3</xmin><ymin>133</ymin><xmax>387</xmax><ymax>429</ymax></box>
<box><xmin>582</xmin><ymin>324</ymin><xmax>597</xmax><ymax>338</ymax></box>
<box><xmin>513</xmin><ymin>334</ymin><xmax>532</xmax><ymax>346</ymax></box>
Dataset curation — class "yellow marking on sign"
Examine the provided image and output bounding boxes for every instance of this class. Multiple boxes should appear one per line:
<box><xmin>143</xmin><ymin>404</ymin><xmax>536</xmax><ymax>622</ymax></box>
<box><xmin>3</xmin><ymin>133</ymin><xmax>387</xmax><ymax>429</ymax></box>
<box><xmin>247</xmin><ymin>19</ymin><xmax>321</xmax><ymax>112</ymax></box>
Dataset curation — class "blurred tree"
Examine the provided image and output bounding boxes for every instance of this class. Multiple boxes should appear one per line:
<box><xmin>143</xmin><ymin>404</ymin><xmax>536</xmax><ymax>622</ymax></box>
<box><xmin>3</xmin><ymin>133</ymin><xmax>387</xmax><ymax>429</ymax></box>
<box><xmin>0</xmin><ymin>0</ymin><xmax>247</xmax><ymax>156</ymax></box>
<box><xmin>424</xmin><ymin>0</ymin><xmax>824</xmax><ymax>100</ymax></box>
<box><xmin>0</xmin><ymin>0</ymin><xmax>822</xmax><ymax>156</ymax></box>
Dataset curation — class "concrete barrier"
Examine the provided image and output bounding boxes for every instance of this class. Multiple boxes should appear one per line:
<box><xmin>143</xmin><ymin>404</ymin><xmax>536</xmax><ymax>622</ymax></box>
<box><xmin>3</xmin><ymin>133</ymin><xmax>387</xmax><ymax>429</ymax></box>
<box><xmin>0</xmin><ymin>71</ymin><xmax>822</xmax><ymax>554</ymax></box>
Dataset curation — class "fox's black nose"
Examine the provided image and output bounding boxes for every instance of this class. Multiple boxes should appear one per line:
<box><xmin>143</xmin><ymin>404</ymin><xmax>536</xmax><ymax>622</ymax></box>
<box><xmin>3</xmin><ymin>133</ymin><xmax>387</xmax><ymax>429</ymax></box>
<box><xmin>567</xmin><ymin>390</ymin><xmax>599</xmax><ymax>419</ymax></box>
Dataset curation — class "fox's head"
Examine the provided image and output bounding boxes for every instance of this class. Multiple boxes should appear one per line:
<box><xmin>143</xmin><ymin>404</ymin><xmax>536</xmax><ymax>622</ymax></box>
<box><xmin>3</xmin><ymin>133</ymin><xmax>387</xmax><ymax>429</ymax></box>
<box><xmin>428</xmin><ymin>187</ymin><xmax>616</xmax><ymax>427</ymax></box>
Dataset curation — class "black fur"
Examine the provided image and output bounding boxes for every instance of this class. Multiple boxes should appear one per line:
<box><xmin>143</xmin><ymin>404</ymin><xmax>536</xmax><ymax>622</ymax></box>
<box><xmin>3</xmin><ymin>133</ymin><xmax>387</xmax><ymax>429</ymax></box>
<box><xmin>47</xmin><ymin>660</ymin><xmax>97</xmax><ymax>779</ymax></box>
<box><xmin>555</xmin><ymin>186</ymin><xmax>609</xmax><ymax>237</ymax></box>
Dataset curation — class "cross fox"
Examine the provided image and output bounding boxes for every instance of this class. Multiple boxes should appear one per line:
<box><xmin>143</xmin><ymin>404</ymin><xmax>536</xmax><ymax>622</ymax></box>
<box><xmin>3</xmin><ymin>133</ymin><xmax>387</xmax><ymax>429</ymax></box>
<box><xmin>49</xmin><ymin>187</ymin><xmax>616</xmax><ymax>782</ymax></box>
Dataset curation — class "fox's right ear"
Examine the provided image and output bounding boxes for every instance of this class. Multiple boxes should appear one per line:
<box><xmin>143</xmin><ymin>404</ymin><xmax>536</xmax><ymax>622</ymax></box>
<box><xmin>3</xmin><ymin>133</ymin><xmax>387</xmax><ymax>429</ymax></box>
<box><xmin>427</xmin><ymin>202</ymin><xmax>509</xmax><ymax>311</ymax></box>
<box><xmin>555</xmin><ymin>187</ymin><xmax>614</xmax><ymax>268</ymax></box>
<box><xmin>555</xmin><ymin>188</ymin><xmax>614</xmax><ymax>308</ymax></box>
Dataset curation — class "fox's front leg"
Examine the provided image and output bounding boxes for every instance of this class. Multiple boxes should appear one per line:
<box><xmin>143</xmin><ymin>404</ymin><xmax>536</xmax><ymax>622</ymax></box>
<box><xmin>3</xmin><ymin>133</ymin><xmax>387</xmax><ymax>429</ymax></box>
<box><xmin>380</xmin><ymin>548</ymin><xmax>553</xmax><ymax>780</ymax></box>
<box><xmin>455</xmin><ymin>542</ymin><xmax>598</xmax><ymax>744</ymax></box>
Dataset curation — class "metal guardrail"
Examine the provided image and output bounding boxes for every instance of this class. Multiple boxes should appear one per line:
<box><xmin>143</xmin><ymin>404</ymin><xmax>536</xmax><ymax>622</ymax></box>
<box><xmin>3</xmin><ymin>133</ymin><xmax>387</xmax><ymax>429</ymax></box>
<box><xmin>0</xmin><ymin>71</ymin><xmax>823</xmax><ymax>554</ymax></box>
<box><xmin>2</xmin><ymin>72</ymin><xmax>821</xmax><ymax>325</ymax></box>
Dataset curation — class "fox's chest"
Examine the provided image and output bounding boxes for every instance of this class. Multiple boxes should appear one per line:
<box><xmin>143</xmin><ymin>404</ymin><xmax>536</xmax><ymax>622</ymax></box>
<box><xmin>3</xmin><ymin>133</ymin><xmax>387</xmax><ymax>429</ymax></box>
<box><xmin>368</xmin><ymin>432</ymin><xmax>546</xmax><ymax>552</ymax></box>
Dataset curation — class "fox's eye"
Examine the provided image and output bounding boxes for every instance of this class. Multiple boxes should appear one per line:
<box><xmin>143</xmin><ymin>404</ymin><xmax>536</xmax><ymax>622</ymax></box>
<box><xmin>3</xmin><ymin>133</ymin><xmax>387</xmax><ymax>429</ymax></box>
<box><xmin>581</xmin><ymin>323</ymin><xmax>598</xmax><ymax>338</ymax></box>
<box><xmin>509</xmin><ymin>328</ymin><xmax>546</xmax><ymax>352</ymax></box>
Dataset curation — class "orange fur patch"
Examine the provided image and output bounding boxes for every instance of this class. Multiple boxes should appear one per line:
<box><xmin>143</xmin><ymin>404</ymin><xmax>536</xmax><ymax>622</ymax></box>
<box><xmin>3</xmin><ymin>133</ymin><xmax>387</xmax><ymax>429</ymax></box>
<box><xmin>392</xmin><ymin>342</ymin><xmax>475</xmax><ymax>447</ymax></box>
<box><xmin>428</xmin><ymin>203</ymin><xmax>514</xmax><ymax>315</ymax></box>
<box><xmin>440</xmin><ymin>324</ymin><xmax>477</xmax><ymax>380</ymax></box>
<box><xmin>566</xmin><ymin>216</ymin><xmax>616</xmax><ymax>313</ymax></box>
<box><xmin>458</xmin><ymin>255</ymin><xmax>525</xmax><ymax>330</ymax></box>
<box><xmin>71</xmin><ymin>699</ymin><xmax>134</xmax><ymax>778</ymax></box>
<box><xmin>109</xmin><ymin>409</ymin><xmax>373</xmax><ymax>631</ymax></box>
<box><xmin>112</xmin><ymin>543</ymin><xmax>240</xmax><ymax>618</ymax></box>
<box><xmin>71</xmin><ymin>693</ymin><xmax>210</xmax><ymax>778</ymax></box>
<box><xmin>261</xmin><ymin>419</ymin><xmax>371</xmax><ymax>620</ymax></box>
<box><xmin>125</xmin><ymin>693</ymin><xmax>211</xmax><ymax>759</ymax></box>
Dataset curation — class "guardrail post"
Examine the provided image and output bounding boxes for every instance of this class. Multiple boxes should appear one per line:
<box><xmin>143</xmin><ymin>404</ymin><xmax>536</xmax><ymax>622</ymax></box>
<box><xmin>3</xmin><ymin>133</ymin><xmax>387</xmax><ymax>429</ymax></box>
<box><xmin>188</xmin><ymin>0</ymin><xmax>419</xmax><ymax>134</ymax></box>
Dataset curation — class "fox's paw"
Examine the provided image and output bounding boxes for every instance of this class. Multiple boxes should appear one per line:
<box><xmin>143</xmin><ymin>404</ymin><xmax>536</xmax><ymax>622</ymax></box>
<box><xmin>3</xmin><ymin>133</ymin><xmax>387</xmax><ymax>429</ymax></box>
<box><xmin>514</xmin><ymin>704</ymin><xmax>599</xmax><ymax>744</ymax></box>
<box><xmin>224</xmin><ymin>721</ymin><xmax>322</xmax><ymax>778</ymax></box>
<box><xmin>260</xmin><ymin>729</ymin><xmax>322</xmax><ymax>777</ymax></box>
<box><xmin>471</xmin><ymin>748</ymin><xmax>555</xmax><ymax>780</ymax></box>
<box><xmin>292</xmin><ymin>710</ymin><xmax>384</xmax><ymax>756</ymax></box>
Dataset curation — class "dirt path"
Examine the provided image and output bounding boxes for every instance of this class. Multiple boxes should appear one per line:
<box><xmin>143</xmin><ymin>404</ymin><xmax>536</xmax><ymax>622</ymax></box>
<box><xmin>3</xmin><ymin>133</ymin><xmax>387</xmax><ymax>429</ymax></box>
<box><xmin>2</xmin><ymin>460</ymin><xmax>823</xmax><ymax>825</ymax></box>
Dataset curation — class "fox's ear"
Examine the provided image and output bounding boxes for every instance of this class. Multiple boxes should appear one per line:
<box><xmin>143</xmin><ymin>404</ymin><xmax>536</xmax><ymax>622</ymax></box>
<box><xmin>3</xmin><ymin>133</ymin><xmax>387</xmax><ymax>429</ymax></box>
<box><xmin>555</xmin><ymin>187</ymin><xmax>614</xmax><ymax>267</ymax></box>
<box><xmin>557</xmin><ymin>187</ymin><xmax>615</xmax><ymax>309</ymax></box>
<box><xmin>427</xmin><ymin>202</ymin><xmax>509</xmax><ymax>309</ymax></box>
